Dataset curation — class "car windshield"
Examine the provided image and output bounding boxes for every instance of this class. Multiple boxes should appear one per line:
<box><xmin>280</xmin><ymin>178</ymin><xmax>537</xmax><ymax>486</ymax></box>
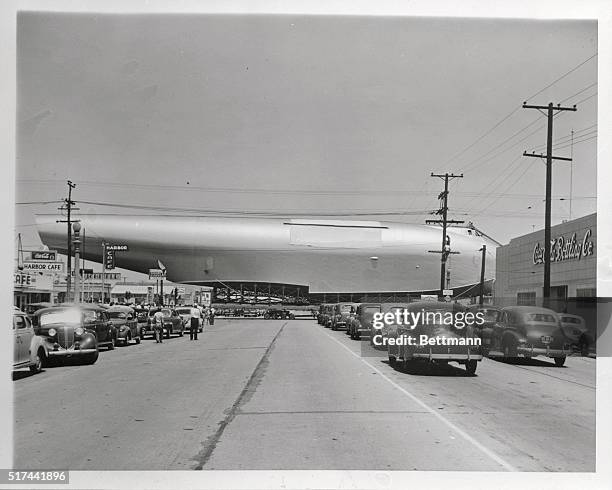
<box><xmin>527</xmin><ymin>313</ymin><xmax>557</xmax><ymax>323</ymax></box>
<box><xmin>340</xmin><ymin>305</ymin><xmax>353</xmax><ymax>312</ymax></box>
<box><xmin>109</xmin><ymin>312</ymin><xmax>128</xmax><ymax>319</ymax></box>
<box><xmin>39</xmin><ymin>309</ymin><xmax>81</xmax><ymax>326</ymax></box>
<box><xmin>161</xmin><ymin>309</ymin><xmax>172</xmax><ymax>317</ymax></box>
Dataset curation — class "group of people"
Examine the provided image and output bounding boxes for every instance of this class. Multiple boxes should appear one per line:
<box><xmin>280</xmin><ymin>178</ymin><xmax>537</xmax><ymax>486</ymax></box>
<box><xmin>153</xmin><ymin>304</ymin><xmax>216</xmax><ymax>343</ymax></box>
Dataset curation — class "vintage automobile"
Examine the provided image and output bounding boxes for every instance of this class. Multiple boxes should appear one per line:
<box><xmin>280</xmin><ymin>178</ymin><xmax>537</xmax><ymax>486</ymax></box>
<box><xmin>143</xmin><ymin>308</ymin><xmax>185</xmax><ymax>339</ymax></box>
<box><xmin>174</xmin><ymin>306</ymin><xmax>203</xmax><ymax>333</ymax></box>
<box><xmin>482</xmin><ymin>306</ymin><xmax>572</xmax><ymax>366</ymax></box>
<box><xmin>108</xmin><ymin>305</ymin><xmax>141</xmax><ymax>345</ymax></box>
<box><xmin>264</xmin><ymin>308</ymin><xmax>294</xmax><ymax>320</ymax></box>
<box><xmin>32</xmin><ymin>305</ymin><xmax>118</xmax><ymax>364</ymax></box>
<box><xmin>318</xmin><ymin>304</ymin><xmax>336</xmax><ymax>327</ymax></box>
<box><xmin>385</xmin><ymin>301</ymin><xmax>483</xmax><ymax>375</ymax></box>
<box><xmin>369</xmin><ymin>302</ymin><xmax>411</xmax><ymax>349</ymax></box>
<box><xmin>13</xmin><ymin>307</ymin><xmax>47</xmax><ymax>373</ymax></box>
<box><xmin>331</xmin><ymin>302</ymin><xmax>358</xmax><ymax>331</ymax></box>
<box><xmin>558</xmin><ymin>313</ymin><xmax>592</xmax><ymax>356</ymax></box>
<box><xmin>348</xmin><ymin>303</ymin><xmax>382</xmax><ymax>340</ymax></box>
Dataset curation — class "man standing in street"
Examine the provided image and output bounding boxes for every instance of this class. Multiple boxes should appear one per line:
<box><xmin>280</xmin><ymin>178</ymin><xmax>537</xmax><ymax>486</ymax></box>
<box><xmin>153</xmin><ymin>308</ymin><xmax>164</xmax><ymax>343</ymax></box>
<box><xmin>190</xmin><ymin>303</ymin><xmax>201</xmax><ymax>340</ymax></box>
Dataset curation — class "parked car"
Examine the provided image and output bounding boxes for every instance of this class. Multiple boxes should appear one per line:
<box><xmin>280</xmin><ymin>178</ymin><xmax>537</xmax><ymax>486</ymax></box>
<box><xmin>318</xmin><ymin>304</ymin><xmax>335</xmax><ymax>327</ymax></box>
<box><xmin>370</xmin><ymin>302</ymin><xmax>411</xmax><ymax>349</ymax></box>
<box><xmin>143</xmin><ymin>308</ymin><xmax>184</xmax><ymax>339</ymax></box>
<box><xmin>331</xmin><ymin>302</ymin><xmax>358</xmax><ymax>331</ymax></box>
<box><xmin>482</xmin><ymin>306</ymin><xmax>571</xmax><ymax>366</ymax></box>
<box><xmin>32</xmin><ymin>305</ymin><xmax>118</xmax><ymax>364</ymax></box>
<box><xmin>348</xmin><ymin>303</ymin><xmax>381</xmax><ymax>340</ymax></box>
<box><xmin>108</xmin><ymin>305</ymin><xmax>141</xmax><ymax>345</ymax></box>
<box><xmin>174</xmin><ymin>306</ymin><xmax>203</xmax><ymax>333</ymax></box>
<box><xmin>13</xmin><ymin>307</ymin><xmax>47</xmax><ymax>373</ymax></box>
<box><xmin>386</xmin><ymin>301</ymin><xmax>483</xmax><ymax>375</ymax></box>
<box><xmin>559</xmin><ymin>313</ymin><xmax>592</xmax><ymax>356</ymax></box>
<box><xmin>264</xmin><ymin>308</ymin><xmax>293</xmax><ymax>320</ymax></box>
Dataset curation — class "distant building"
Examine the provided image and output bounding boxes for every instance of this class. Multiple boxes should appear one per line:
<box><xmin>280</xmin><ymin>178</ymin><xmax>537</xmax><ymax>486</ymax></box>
<box><xmin>494</xmin><ymin>213</ymin><xmax>596</xmax><ymax>310</ymax></box>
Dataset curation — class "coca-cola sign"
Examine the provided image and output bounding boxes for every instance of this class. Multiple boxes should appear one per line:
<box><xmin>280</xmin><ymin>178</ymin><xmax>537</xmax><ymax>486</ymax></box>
<box><xmin>533</xmin><ymin>229</ymin><xmax>594</xmax><ymax>265</ymax></box>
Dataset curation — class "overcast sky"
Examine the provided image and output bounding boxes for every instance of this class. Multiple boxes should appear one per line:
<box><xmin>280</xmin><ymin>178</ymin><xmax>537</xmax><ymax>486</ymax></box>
<box><xmin>15</xmin><ymin>13</ymin><xmax>597</xmax><ymax>255</ymax></box>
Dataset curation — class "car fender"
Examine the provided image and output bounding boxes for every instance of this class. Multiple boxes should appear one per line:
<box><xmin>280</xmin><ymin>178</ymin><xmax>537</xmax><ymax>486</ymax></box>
<box><xmin>79</xmin><ymin>332</ymin><xmax>98</xmax><ymax>350</ymax></box>
<box><xmin>29</xmin><ymin>335</ymin><xmax>48</xmax><ymax>362</ymax></box>
<box><xmin>501</xmin><ymin>330</ymin><xmax>523</xmax><ymax>346</ymax></box>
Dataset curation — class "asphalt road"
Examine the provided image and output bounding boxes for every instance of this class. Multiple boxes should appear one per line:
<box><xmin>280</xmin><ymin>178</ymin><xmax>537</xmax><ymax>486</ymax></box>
<box><xmin>13</xmin><ymin>319</ymin><xmax>595</xmax><ymax>472</ymax></box>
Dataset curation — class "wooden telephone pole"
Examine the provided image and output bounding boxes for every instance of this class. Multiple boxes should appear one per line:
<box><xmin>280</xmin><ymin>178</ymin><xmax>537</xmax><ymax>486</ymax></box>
<box><xmin>427</xmin><ymin>173</ymin><xmax>464</xmax><ymax>296</ymax></box>
<box><xmin>522</xmin><ymin>102</ymin><xmax>576</xmax><ymax>307</ymax></box>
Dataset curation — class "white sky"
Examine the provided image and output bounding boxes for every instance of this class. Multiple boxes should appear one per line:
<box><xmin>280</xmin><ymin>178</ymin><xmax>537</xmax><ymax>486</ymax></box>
<box><xmin>14</xmin><ymin>13</ymin><xmax>597</xmax><ymax>253</ymax></box>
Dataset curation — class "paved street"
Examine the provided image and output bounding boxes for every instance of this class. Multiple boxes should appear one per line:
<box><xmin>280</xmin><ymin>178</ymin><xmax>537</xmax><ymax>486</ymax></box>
<box><xmin>13</xmin><ymin>319</ymin><xmax>595</xmax><ymax>472</ymax></box>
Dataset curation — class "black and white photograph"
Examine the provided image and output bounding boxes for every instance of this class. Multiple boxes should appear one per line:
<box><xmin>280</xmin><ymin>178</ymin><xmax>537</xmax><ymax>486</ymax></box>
<box><xmin>3</xmin><ymin>1</ymin><xmax>612</xmax><ymax>489</ymax></box>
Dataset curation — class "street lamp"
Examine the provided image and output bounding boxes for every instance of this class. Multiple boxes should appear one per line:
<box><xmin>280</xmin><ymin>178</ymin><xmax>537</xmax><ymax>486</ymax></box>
<box><xmin>72</xmin><ymin>222</ymin><xmax>81</xmax><ymax>303</ymax></box>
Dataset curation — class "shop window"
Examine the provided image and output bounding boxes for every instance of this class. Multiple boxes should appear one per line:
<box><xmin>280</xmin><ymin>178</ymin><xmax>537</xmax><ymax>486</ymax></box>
<box><xmin>517</xmin><ymin>291</ymin><xmax>536</xmax><ymax>306</ymax></box>
<box><xmin>576</xmin><ymin>288</ymin><xmax>596</xmax><ymax>298</ymax></box>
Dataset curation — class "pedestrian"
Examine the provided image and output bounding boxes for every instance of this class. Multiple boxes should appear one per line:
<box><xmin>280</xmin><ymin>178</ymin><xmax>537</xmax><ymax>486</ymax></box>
<box><xmin>209</xmin><ymin>306</ymin><xmax>215</xmax><ymax>326</ymax></box>
<box><xmin>153</xmin><ymin>308</ymin><xmax>164</xmax><ymax>343</ymax></box>
<box><xmin>190</xmin><ymin>303</ymin><xmax>201</xmax><ymax>340</ymax></box>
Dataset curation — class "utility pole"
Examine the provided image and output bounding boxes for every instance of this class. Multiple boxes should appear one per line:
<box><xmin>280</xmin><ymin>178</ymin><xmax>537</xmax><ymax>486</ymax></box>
<box><xmin>427</xmin><ymin>172</ymin><xmax>464</xmax><ymax>296</ymax></box>
<box><xmin>479</xmin><ymin>245</ymin><xmax>486</xmax><ymax>306</ymax></box>
<box><xmin>56</xmin><ymin>180</ymin><xmax>76</xmax><ymax>302</ymax></box>
<box><xmin>522</xmin><ymin>102</ymin><xmax>576</xmax><ymax>307</ymax></box>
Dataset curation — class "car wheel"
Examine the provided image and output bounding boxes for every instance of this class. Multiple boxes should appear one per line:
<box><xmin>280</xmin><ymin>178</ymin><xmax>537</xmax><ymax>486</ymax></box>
<box><xmin>166</xmin><ymin>329</ymin><xmax>170</xmax><ymax>339</ymax></box>
<box><xmin>388</xmin><ymin>354</ymin><xmax>396</xmax><ymax>367</ymax></box>
<box><xmin>354</xmin><ymin>332</ymin><xmax>360</xmax><ymax>340</ymax></box>
<box><xmin>29</xmin><ymin>350</ymin><xmax>44</xmax><ymax>373</ymax></box>
<box><xmin>465</xmin><ymin>360</ymin><xmax>478</xmax><ymax>375</ymax></box>
<box><xmin>554</xmin><ymin>356</ymin><xmax>566</xmax><ymax>367</ymax></box>
<box><xmin>136</xmin><ymin>335</ymin><xmax>141</xmax><ymax>344</ymax></box>
<box><xmin>179</xmin><ymin>329</ymin><xmax>184</xmax><ymax>337</ymax></box>
<box><xmin>108</xmin><ymin>338</ymin><xmax>115</xmax><ymax>350</ymax></box>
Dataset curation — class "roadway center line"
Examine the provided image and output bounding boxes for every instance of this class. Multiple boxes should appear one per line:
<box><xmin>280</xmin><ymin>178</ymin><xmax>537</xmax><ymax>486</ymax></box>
<box><xmin>322</xmin><ymin>329</ymin><xmax>518</xmax><ymax>472</ymax></box>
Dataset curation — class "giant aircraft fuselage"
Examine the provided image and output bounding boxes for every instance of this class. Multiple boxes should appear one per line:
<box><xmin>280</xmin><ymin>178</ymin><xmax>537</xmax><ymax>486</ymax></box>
<box><xmin>36</xmin><ymin>215</ymin><xmax>497</xmax><ymax>294</ymax></box>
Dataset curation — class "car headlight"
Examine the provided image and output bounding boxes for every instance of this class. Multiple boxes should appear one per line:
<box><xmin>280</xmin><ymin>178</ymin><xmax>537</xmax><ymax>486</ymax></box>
<box><xmin>75</xmin><ymin>327</ymin><xmax>84</xmax><ymax>336</ymax></box>
<box><xmin>48</xmin><ymin>328</ymin><xmax>57</xmax><ymax>337</ymax></box>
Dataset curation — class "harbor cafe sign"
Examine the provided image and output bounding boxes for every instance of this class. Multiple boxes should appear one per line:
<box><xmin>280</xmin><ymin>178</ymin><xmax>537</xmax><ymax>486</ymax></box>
<box><xmin>533</xmin><ymin>229</ymin><xmax>595</xmax><ymax>265</ymax></box>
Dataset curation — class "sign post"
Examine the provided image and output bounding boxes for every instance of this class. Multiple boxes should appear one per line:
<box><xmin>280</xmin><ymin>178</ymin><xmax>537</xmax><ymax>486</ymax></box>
<box><xmin>101</xmin><ymin>242</ymin><xmax>105</xmax><ymax>304</ymax></box>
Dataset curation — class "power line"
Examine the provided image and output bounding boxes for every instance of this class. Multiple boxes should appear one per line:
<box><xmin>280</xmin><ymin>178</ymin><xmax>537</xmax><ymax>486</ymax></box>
<box><xmin>524</xmin><ymin>53</ymin><xmax>598</xmax><ymax>103</ymax></box>
<box><xmin>559</xmin><ymin>82</ymin><xmax>598</xmax><ymax>104</ymax></box>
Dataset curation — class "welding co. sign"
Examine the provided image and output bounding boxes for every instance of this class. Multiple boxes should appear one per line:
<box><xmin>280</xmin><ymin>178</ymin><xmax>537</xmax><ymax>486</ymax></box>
<box><xmin>533</xmin><ymin>229</ymin><xmax>595</xmax><ymax>265</ymax></box>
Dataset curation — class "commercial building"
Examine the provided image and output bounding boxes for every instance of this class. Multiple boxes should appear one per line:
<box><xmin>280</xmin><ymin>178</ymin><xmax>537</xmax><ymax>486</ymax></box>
<box><xmin>494</xmin><ymin>213</ymin><xmax>596</xmax><ymax>309</ymax></box>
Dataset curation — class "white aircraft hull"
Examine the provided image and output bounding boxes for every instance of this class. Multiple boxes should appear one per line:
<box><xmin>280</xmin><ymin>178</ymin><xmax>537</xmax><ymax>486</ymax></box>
<box><xmin>36</xmin><ymin>215</ymin><xmax>497</xmax><ymax>294</ymax></box>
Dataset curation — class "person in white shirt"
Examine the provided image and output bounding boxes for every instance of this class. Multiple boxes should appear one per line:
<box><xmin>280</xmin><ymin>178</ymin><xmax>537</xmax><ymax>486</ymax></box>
<box><xmin>190</xmin><ymin>304</ymin><xmax>201</xmax><ymax>340</ymax></box>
